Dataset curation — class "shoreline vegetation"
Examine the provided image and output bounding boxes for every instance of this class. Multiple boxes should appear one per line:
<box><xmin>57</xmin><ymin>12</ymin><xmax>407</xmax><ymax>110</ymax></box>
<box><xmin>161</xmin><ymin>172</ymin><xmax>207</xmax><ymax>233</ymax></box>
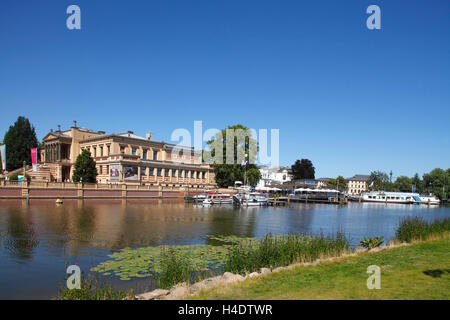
<box><xmin>57</xmin><ymin>216</ymin><xmax>450</xmax><ymax>300</ymax></box>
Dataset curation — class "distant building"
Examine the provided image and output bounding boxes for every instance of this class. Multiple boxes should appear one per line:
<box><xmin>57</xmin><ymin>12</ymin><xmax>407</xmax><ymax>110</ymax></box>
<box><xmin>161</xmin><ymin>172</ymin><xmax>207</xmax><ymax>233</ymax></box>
<box><xmin>346</xmin><ymin>174</ymin><xmax>370</xmax><ymax>195</ymax></box>
<box><xmin>316</xmin><ymin>178</ymin><xmax>331</xmax><ymax>188</ymax></box>
<box><xmin>36</xmin><ymin>121</ymin><xmax>215</xmax><ymax>186</ymax></box>
<box><xmin>257</xmin><ymin>166</ymin><xmax>292</xmax><ymax>188</ymax></box>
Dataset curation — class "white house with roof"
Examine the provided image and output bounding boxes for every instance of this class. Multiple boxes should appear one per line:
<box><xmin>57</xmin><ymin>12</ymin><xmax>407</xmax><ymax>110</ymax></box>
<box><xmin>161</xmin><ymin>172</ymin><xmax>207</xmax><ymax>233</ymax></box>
<box><xmin>346</xmin><ymin>174</ymin><xmax>370</xmax><ymax>195</ymax></box>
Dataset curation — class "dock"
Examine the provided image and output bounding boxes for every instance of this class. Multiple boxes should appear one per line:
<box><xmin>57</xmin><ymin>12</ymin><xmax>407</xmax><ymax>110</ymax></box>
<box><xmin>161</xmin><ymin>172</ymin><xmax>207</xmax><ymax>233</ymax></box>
<box><xmin>268</xmin><ymin>197</ymin><xmax>290</xmax><ymax>206</ymax></box>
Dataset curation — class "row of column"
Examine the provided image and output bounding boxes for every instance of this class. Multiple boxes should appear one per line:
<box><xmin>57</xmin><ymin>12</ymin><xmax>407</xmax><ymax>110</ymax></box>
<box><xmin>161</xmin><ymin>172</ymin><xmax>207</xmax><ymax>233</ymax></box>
<box><xmin>138</xmin><ymin>167</ymin><xmax>208</xmax><ymax>180</ymax></box>
<box><xmin>45</xmin><ymin>143</ymin><xmax>62</xmax><ymax>162</ymax></box>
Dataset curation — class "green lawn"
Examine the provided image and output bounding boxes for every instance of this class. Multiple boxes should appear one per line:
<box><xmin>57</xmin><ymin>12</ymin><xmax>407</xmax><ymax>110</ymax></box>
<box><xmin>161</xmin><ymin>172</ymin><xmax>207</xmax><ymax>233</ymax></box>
<box><xmin>189</xmin><ymin>239</ymin><xmax>450</xmax><ymax>300</ymax></box>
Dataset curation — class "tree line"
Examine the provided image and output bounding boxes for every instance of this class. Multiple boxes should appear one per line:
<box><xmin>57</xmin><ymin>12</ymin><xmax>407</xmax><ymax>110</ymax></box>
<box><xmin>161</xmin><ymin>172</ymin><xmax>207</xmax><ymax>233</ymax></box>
<box><xmin>367</xmin><ymin>169</ymin><xmax>449</xmax><ymax>199</ymax></box>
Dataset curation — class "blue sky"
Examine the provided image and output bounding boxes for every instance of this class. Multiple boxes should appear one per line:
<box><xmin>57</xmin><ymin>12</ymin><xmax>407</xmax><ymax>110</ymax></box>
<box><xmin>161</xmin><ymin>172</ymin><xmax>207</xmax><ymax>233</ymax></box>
<box><xmin>0</xmin><ymin>0</ymin><xmax>449</xmax><ymax>178</ymax></box>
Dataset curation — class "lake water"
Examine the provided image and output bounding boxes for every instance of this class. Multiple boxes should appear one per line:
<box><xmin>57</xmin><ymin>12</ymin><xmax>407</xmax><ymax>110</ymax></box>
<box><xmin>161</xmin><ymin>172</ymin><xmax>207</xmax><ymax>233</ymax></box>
<box><xmin>0</xmin><ymin>199</ymin><xmax>449</xmax><ymax>299</ymax></box>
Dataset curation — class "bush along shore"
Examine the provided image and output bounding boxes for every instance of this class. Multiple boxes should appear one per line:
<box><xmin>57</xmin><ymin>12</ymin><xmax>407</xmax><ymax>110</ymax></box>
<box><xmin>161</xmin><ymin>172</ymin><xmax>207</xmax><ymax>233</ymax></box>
<box><xmin>57</xmin><ymin>216</ymin><xmax>450</xmax><ymax>300</ymax></box>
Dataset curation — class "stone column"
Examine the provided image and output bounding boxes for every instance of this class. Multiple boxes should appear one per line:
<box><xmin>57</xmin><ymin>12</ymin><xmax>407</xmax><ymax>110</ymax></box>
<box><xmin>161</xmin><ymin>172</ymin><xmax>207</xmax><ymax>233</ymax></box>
<box><xmin>77</xmin><ymin>182</ymin><xmax>83</xmax><ymax>198</ymax></box>
<box><xmin>122</xmin><ymin>184</ymin><xmax>127</xmax><ymax>198</ymax></box>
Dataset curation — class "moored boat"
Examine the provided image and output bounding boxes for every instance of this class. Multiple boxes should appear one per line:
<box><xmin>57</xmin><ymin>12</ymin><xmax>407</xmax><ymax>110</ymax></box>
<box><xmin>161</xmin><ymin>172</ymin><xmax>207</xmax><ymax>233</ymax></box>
<box><xmin>202</xmin><ymin>192</ymin><xmax>233</xmax><ymax>205</ymax></box>
<box><xmin>361</xmin><ymin>191</ymin><xmax>440</xmax><ymax>205</ymax></box>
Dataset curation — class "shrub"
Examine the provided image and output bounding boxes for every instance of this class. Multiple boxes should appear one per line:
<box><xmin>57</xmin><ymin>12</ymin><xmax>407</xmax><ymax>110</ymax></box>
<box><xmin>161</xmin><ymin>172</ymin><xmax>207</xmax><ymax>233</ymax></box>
<box><xmin>155</xmin><ymin>247</ymin><xmax>195</xmax><ymax>289</ymax></box>
<box><xmin>359</xmin><ymin>236</ymin><xmax>383</xmax><ymax>250</ymax></box>
<box><xmin>395</xmin><ymin>217</ymin><xmax>450</xmax><ymax>243</ymax></box>
<box><xmin>9</xmin><ymin>173</ymin><xmax>31</xmax><ymax>181</ymax></box>
<box><xmin>223</xmin><ymin>232</ymin><xmax>350</xmax><ymax>275</ymax></box>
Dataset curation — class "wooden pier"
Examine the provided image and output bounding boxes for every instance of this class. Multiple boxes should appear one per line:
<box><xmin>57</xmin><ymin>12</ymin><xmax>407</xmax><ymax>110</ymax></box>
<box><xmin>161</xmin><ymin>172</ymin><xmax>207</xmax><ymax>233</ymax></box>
<box><xmin>268</xmin><ymin>197</ymin><xmax>290</xmax><ymax>206</ymax></box>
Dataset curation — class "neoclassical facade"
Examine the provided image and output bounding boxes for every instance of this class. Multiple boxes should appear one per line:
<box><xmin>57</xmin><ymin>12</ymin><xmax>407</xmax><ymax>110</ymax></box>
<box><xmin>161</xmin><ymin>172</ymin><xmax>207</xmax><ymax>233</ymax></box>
<box><xmin>346</xmin><ymin>174</ymin><xmax>370</xmax><ymax>195</ymax></box>
<box><xmin>39</xmin><ymin>122</ymin><xmax>216</xmax><ymax>186</ymax></box>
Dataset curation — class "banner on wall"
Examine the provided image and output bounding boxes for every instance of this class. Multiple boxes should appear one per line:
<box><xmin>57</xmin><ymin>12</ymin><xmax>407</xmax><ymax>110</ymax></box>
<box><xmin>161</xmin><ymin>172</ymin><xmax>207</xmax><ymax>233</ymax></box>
<box><xmin>30</xmin><ymin>148</ymin><xmax>37</xmax><ymax>172</ymax></box>
<box><xmin>0</xmin><ymin>145</ymin><xmax>5</xmax><ymax>172</ymax></box>
<box><xmin>110</xmin><ymin>164</ymin><xmax>120</xmax><ymax>180</ymax></box>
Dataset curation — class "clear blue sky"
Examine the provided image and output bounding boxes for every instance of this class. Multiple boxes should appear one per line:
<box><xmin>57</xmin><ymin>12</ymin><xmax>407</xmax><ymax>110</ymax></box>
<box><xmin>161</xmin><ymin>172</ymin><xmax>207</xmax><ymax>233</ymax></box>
<box><xmin>0</xmin><ymin>0</ymin><xmax>449</xmax><ymax>178</ymax></box>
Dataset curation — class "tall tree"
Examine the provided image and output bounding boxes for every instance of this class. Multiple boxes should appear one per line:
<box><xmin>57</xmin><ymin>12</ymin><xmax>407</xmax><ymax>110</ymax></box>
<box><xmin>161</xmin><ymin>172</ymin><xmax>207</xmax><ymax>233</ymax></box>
<box><xmin>291</xmin><ymin>159</ymin><xmax>315</xmax><ymax>180</ymax></box>
<box><xmin>326</xmin><ymin>176</ymin><xmax>346</xmax><ymax>190</ymax></box>
<box><xmin>205</xmin><ymin>124</ymin><xmax>259</xmax><ymax>188</ymax></box>
<box><xmin>72</xmin><ymin>149</ymin><xmax>98</xmax><ymax>183</ymax></box>
<box><xmin>246</xmin><ymin>167</ymin><xmax>262</xmax><ymax>187</ymax></box>
<box><xmin>3</xmin><ymin>116</ymin><xmax>38</xmax><ymax>171</ymax></box>
<box><xmin>411</xmin><ymin>173</ymin><xmax>423</xmax><ymax>193</ymax></box>
<box><xmin>422</xmin><ymin>168</ymin><xmax>449</xmax><ymax>199</ymax></box>
<box><xmin>367</xmin><ymin>171</ymin><xmax>391</xmax><ymax>191</ymax></box>
<box><xmin>393</xmin><ymin>176</ymin><xmax>412</xmax><ymax>192</ymax></box>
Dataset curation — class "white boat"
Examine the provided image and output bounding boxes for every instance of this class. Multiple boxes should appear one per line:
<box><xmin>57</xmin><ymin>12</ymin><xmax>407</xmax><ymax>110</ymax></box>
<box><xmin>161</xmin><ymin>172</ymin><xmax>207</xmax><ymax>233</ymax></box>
<box><xmin>361</xmin><ymin>191</ymin><xmax>440</xmax><ymax>205</ymax></box>
<box><xmin>289</xmin><ymin>188</ymin><xmax>340</xmax><ymax>202</ymax></box>
<box><xmin>202</xmin><ymin>192</ymin><xmax>233</xmax><ymax>205</ymax></box>
<box><xmin>412</xmin><ymin>194</ymin><xmax>440</xmax><ymax>205</ymax></box>
<box><xmin>192</xmin><ymin>194</ymin><xmax>206</xmax><ymax>201</ymax></box>
<box><xmin>233</xmin><ymin>192</ymin><xmax>269</xmax><ymax>206</ymax></box>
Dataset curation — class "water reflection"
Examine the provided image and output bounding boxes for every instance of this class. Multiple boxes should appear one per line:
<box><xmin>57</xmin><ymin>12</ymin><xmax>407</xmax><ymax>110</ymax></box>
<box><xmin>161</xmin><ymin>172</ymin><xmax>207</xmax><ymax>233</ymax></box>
<box><xmin>0</xmin><ymin>199</ymin><xmax>448</xmax><ymax>299</ymax></box>
<box><xmin>4</xmin><ymin>206</ymin><xmax>40</xmax><ymax>262</ymax></box>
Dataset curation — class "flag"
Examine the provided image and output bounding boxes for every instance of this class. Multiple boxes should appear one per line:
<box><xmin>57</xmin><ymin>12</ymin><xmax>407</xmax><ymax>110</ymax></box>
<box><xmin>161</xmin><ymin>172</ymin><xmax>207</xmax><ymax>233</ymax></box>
<box><xmin>31</xmin><ymin>148</ymin><xmax>38</xmax><ymax>172</ymax></box>
<box><xmin>0</xmin><ymin>144</ymin><xmax>5</xmax><ymax>172</ymax></box>
<box><xmin>30</xmin><ymin>148</ymin><xmax>37</xmax><ymax>164</ymax></box>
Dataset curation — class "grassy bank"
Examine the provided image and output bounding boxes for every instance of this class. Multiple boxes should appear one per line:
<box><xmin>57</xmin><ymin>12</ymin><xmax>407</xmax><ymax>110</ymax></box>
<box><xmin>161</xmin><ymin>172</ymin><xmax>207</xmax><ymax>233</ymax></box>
<box><xmin>188</xmin><ymin>238</ymin><xmax>450</xmax><ymax>300</ymax></box>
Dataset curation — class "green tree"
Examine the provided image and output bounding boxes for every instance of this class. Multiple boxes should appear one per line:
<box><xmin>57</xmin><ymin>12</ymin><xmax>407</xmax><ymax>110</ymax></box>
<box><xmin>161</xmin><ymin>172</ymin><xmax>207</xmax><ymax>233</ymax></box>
<box><xmin>72</xmin><ymin>149</ymin><xmax>98</xmax><ymax>183</ymax></box>
<box><xmin>411</xmin><ymin>173</ymin><xmax>424</xmax><ymax>193</ymax></box>
<box><xmin>3</xmin><ymin>116</ymin><xmax>38</xmax><ymax>171</ymax></box>
<box><xmin>422</xmin><ymin>168</ymin><xmax>449</xmax><ymax>199</ymax></box>
<box><xmin>336</xmin><ymin>176</ymin><xmax>347</xmax><ymax>190</ymax></box>
<box><xmin>393</xmin><ymin>176</ymin><xmax>412</xmax><ymax>192</ymax></box>
<box><xmin>205</xmin><ymin>124</ymin><xmax>259</xmax><ymax>188</ymax></box>
<box><xmin>326</xmin><ymin>176</ymin><xmax>346</xmax><ymax>190</ymax></box>
<box><xmin>246</xmin><ymin>168</ymin><xmax>262</xmax><ymax>187</ymax></box>
<box><xmin>367</xmin><ymin>171</ymin><xmax>391</xmax><ymax>191</ymax></box>
<box><xmin>291</xmin><ymin>159</ymin><xmax>315</xmax><ymax>180</ymax></box>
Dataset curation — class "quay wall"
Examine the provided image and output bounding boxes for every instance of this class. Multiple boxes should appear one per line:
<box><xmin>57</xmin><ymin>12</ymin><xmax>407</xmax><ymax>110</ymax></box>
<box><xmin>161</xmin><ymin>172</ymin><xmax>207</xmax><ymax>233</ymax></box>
<box><xmin>0</xmin><ymin>181</ymin><xmax>231</xmax><ymax>200</ymax></box>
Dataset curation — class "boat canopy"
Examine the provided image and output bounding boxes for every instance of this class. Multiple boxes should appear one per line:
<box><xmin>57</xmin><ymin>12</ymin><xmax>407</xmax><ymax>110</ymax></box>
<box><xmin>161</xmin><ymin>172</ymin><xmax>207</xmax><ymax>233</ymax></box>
<box><xmin>255</xmin><ymin>186</ymin><xmax>282</xmax><ymax>192</ymax></box>
<box><xmin>294</xmin><ymin>188</ymin><xmax>338</xmax><ymax>193</ymax></box>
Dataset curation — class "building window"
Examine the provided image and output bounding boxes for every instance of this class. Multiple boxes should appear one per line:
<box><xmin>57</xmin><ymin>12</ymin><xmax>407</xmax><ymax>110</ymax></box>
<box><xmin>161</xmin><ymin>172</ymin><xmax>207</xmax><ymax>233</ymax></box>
<box><xmin>164</xmin><ymin>168</ymin><xmax>169</xmax><ymax>177</ymax></box>
<box><xmin>107</xmin><ymin>145</ymin><xmax>110</xmax><ymax>155</ymax></box>
<box><xmin>184</xmin><ymin>170</ymin><xmax>188</xmax><ymax>178</ymax></box>
<box><xmin>149</xmin><ymin>168</ymin><xmax>154</xmax><ymax>176</ymax></box>
<box><xmin>131</xmin><ymin>147</ymin><xmax>136</xmax><ymax>155</ymax></box>
<box><xmin>142</xmin><ymin>149</ymin><xmax>147</xmax><ymax>159</ymax></box>
<box><xmin>178</xmin><ymin>170</ymin><xmax>182</xmax><ymax>177</ymax></box>
<box><xmin>172</xmin><ymin>169</ymin><xmax>176</xmax><ymax>177</ymax></box>
<box><xmin>100</xmin><ymin>146</ymin><xmax>103</xmax><ymax>157</ymax></box>
<box><xmin>120</xmin><ymin>146</ymin><xmax>125</xmax><ymax>154</ymax></box>
<box><xmin>140</xmin><ymin>167</ymin><xmax>146</xmax><ymax>176</ymax></box>
<box><xmin>153</xmin><ymin>150</ymin><xmax>158</xmax><ymax>160</ymax></box>
<box><xmin>157</xmin><ymin>168</ymin><xmax>162</xmax><ymax>176</ymax></box>
<box><xmin>191</xmin><ymin>171</ymin><xmax>195</xmax><ymax>178</ymax></box>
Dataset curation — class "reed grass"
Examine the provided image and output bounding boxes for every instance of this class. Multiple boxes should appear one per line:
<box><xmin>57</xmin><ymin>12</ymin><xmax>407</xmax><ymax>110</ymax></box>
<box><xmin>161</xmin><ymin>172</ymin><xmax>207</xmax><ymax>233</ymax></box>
<box><xmin>223</xmin><ymin>232</ymin><xmax>351</xmax><ymax>275</ymax></box>
<box><xmin>395</xmin><ymin>216</ymin><xmax>450</xmax><ymax>243</ymax></box>
<box><xmin>155</xmin><ymin>247</ymin><xmax>197</xmax><ymax>289</ymax></box>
